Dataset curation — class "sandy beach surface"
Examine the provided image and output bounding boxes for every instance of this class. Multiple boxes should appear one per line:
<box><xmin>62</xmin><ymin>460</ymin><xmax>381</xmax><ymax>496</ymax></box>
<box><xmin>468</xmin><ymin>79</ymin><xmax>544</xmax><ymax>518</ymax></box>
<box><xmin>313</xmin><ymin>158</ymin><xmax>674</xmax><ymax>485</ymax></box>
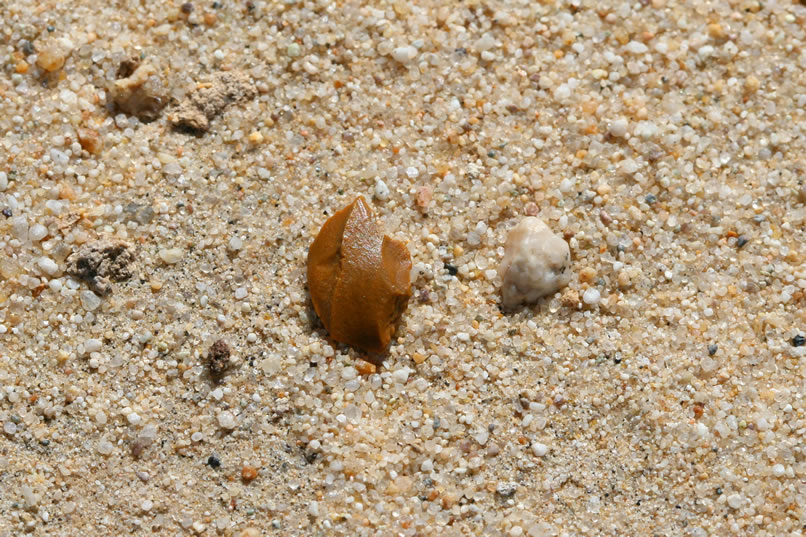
<box><xmin>2</xmin><ymin>0</ymin><xmax>806</xmax><ymax>535</ymax></box>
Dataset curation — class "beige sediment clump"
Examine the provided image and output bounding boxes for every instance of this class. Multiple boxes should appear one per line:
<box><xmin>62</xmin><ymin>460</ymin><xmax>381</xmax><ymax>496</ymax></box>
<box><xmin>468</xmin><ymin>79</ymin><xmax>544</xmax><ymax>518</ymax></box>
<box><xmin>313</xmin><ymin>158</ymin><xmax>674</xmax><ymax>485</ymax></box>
<box><xmin>170</xmin><ymin>71</ymin><xmax>256</xmax><ymax>133</ymax></box>
<box><xmin>109</xmin><ymin>57</ymin><xmax>168</xmax><ymax>122</ymax></box>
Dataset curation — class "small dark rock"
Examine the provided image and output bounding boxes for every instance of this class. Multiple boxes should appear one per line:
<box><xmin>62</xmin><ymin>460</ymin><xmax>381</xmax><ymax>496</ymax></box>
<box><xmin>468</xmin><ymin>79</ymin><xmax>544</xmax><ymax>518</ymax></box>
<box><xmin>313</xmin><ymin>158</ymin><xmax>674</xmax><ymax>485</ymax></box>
<box><xmin>207</xmin><ymin>339</ymin><xmax>231</xmax><ymax>377</ymax></box>
<box><xmin>21</xmin><ymin>40</ymin><xmax>35</xmax><ymax>55</ymax></box>
<box><xmin>181</xmin><ymin>2</ymin><xmax>194</xmax><ymax>14</ymax></box>
<box><xmin>707</xmin><ymin>344</ymin><xmax>718</xmax><ymax>356</ymax></box>
<box><xmin>445</xmin><ymin>264</ymin><xmax>458</xmax><ymax>276</ymax></box>
<box><xmin>1</xmin><ymin>208</ymin><xmax>11</xmax><ymax>218</ymax></box>
<box><xmin>207</xmin><ymin>455</ymin><xmax>221</xmax><ymax>468</ymax></box>
<box><xmin>736</xmin><ymin>236</ymin><xmax>749</xmax><ymax>248</ymax></box>
<box><xmin>793</xmin><ymin>334</ymin><xmax>805</xmax><ymax>347</ymax></box>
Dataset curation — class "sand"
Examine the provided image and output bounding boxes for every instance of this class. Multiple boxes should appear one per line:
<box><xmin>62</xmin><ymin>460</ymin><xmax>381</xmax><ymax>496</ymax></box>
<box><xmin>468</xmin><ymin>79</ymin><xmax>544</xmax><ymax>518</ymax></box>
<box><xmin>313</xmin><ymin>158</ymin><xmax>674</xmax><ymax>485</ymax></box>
<box><xmin>1</xmin><ymin>0</ymin><xmax>806</xmax><ymax>535</ymax></box>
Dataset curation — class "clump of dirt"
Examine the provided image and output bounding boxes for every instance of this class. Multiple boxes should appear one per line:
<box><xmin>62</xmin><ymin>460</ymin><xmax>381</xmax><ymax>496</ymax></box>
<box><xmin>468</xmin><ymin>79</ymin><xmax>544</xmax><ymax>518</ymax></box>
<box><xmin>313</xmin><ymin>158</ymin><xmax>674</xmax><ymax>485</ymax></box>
<box><xmin>65</xmin><ymin>239</ymin><xmax>135</xmax><ymax>295</ymax></box>
<box><xmin>109</xmin><ymin>55</ymin><xmax>168</xmax><ymax>122</ymax></box>
<box><xmin>206</xmin><ymin>339</ymin><xmax>232</xmax><ymax>378</ymax></box>
<box><xmin>170</xmin><ymin>71</ymin><xmax>256</xmax><ymax>133</ymax></box>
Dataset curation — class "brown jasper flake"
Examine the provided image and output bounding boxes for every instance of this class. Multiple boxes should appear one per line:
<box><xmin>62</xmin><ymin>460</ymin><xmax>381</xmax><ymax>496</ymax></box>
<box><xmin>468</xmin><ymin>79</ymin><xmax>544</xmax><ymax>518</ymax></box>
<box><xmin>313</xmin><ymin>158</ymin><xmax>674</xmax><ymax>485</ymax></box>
<box><xmin>307</xmin><ymin>196</ymin><xmax>412</xmax><ymax>359</ymax></box>
<box><xmin>207</xmin><ymin>339</ymin><xmax>231</xmax><ymax>377</ymax></box>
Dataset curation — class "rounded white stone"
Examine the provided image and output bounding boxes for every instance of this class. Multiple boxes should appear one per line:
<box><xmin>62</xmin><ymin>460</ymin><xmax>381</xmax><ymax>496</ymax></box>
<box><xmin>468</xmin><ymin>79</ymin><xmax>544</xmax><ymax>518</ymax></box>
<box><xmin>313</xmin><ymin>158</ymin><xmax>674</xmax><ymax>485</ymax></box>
<box><xmin>37</xmin><ymin>257</ymin><xmax>59</xmax><ymax>276</ymax></box>
<box><xmin>158</xmin><ymin>248</ymin><xmax>183</xmax><ymax>264</ymax></box>
<box><xmin>217</xmin><ymin>411</ymin><xmax>236</xmax><ymax>429</ymax></box>
<box><xmin>97</xmin><ymin>440</ymin><xmax>114</xmax><ymax>455</ymax></box>
<box><xmin>391</xmin><ymin>45</ymin><xmax>417</xmax><ymax>64</ymax></box>
<box><xmin>29</xmin><ymin>224</ymin><xmax>48</xmax><ymax>242</ymax></box>
<box><xmin>582</xmin><ymin>288</ymin><xmax>601</xmax><ymax>305</ymax></box>
<box><xmin>80</xmin><ymin>290</ymin><xmax>102</xmax><ymax>311</ymax></box>
<box><xmin>609</xmin><ymin>118</ymin><xmax>629</xmax><ymax>137</ymax></box>
<box><xmin>625</xmin><ymin>41</ymin><xmax>648</xmax><ymax>54</ymax></box>
<box><xmin>498</xmin><ymin>217</ymin><xmax>571</xmax><ymax>309</ymax></box>
<box><xmin>392</xmin><ymin>367</ymin><xmax>410</xmax><ymax>384</ymax></box>
<box><xmin>532</xmin><ymin>442</ymin><xmax>548</xmax><ymax>457</ymax></box>
<box><xmin>374</xmin><ymin>178</ymin><xmax>390</xmax><ymax>200</ymax></box>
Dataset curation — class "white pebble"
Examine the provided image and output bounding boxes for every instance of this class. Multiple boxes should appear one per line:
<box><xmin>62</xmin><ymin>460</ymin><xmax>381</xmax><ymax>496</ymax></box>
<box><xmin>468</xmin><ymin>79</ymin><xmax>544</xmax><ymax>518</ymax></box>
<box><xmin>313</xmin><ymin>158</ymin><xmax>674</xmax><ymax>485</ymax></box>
<box><xmin>11</xmin><ymin>216</ymin><xmax>28</xmax><ymax>240</ymax></box>
<box><xmin>211</xmin><ymin>388</ymin><xmax>224</xmax><ymax>400</ymax></box>
<box><xmin>392</xmin><ymin>367</ymin><xmax>410</xmax><ymax>384</ymax></box>
<box><xmin>391</xmin><ymin>45</ymin><xmax>417</xmax><ymax>64</ymax></box>
<box><xmin>80</xmin><ymin>290</ymin><xmax>102</xmax><ymax>311</ymax></box>
<box><xmin>29</xmin><ymin>224</ymin><xmax>48</xmax><ymax>242</ymax></box>
<box><xmin>727</xmin><ymin>493</ymin><xmax>742</xmax><ymax>509</ymax></box>
<box><xmin>635</xmin><ymin>120</ymin><xmax>658</xmax><ymax>140</ymax></box>
<box><xmin>217</xmin><ymin>411</ymin><xmax>236</xmax><ymax>429</ymax></box>
<box><xmin>532</xmin><ymin>442</ymin><xmax>548</xmax><ymax>457</ymax></box>
<box><xmin>235</xmin><ymin>287</ymin><xmax>248</xmax><ymax>299</ymax></box>
<box><xmin>374</xmin><ymin>178</ymin><xmax>390</xmax><ymax>200</ymax></box>
<box><xmin>163</xmin><ymin>162</ymin><xmax>182</xmax><ymax>175</ymax></box>
<box><xmin>97</xmin><ymin>440</ymin><xmax>114</xmax><ymax>455</ymax></box>
<box><xmin>21</xmin><ymin>486</ymin><xmax>39</xmax><ymax>509</ymax></box>
<box><xmin>0</xmin><ymin>172</ymin><xmax>7</xmax><ymax>191</ymax></box>
<box><xmin>475</xmin><ymin>33</ymin><xmax>496</xmax><ymax>52</ymax></box>
<box><xmin>698</xmin><ymin>45</ymin><xmax>715</xmax><ymax>58</ymax></box>
<box><xmin>498</xmin><ymin>217</ymin><xmax>571</xmax><ymax>308</ymax></box>
<box><xmin>158</xmin><ymin>248</ymin><xmax>183</xmax><ymax>264</ymax></box>
<box><xmin>4</xmin><ymin>422</ymin><xmax>17</xmax><ymax>435</ymax></box>
<box><xmin>141</xmin><ymin>499</ymin><xmax>153</xmax><ymax>512</ymax></box>
<box><xmin>553</xmin><ymin>84</ymin><xmax>571</xmax><ymax>100</ymax></box>
<box><xmin>625</xmin><ymin>41</ymin><xmax>648</xmax><ymax>54</ymax></box>
<box><xmin>127</xmin><ymin>412</ymin><xmax>141</xmax><ymax>426</ymax></box>
<box><xmin>582</xmin><ymin>288</ymin><xmax>601</xmax><ymax>305</ymax></box>
<box><xmin>84</xmin><ymin>338</ymin><xmax>102</xmax><ymax>353</ymax></box>
<box><xmin>772</xmin><ymin>463</ymin><xmax>785</xmax><ymax>477</ymax></box>
<box><xmin>37</xmin><ymin>257</ymin><xmax>59</xmax><ymax>276</ymax></box>
<box><xmin>609</xmin><ymin>118</ymin><xmax>629</xmax><ymax>137</ymax></box>
<box><xmin>228</xmin><ymin>237</ymin><xmax>243</xmax><ymax>251</ymax></box>
<box><xmin>405</xmin><ymin>166</ymin><xmax>419</xmax><ymax>179</ymax></box>
<box><xmin>308</xmin><ymin>501</ymin><xmax>320</xmax><ymax>516</ymax></box>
